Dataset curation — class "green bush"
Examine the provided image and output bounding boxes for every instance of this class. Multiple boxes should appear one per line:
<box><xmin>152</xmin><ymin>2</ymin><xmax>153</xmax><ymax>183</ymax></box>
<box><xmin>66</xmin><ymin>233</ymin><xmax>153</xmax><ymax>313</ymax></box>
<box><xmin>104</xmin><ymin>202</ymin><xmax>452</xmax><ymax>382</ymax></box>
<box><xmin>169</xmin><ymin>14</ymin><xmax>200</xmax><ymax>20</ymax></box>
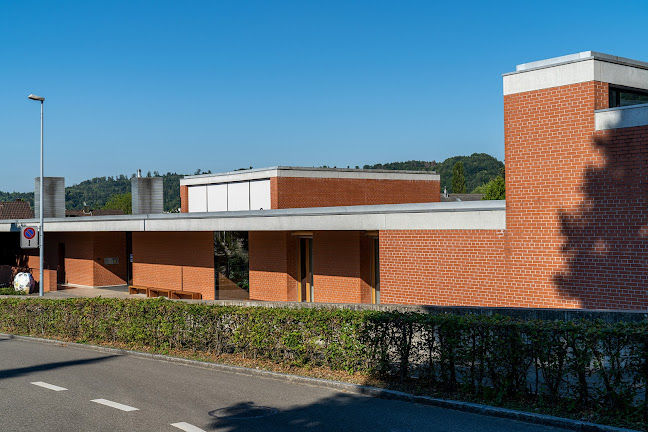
<box><xmin>0</xmin><ymin>298</ymin><xmax>645</xmax><ymax>428</ymax></box>
<box><xmin>0</xmin><ymin>286</ymin><xmax>27</xmax><ymax>295</ymax></box>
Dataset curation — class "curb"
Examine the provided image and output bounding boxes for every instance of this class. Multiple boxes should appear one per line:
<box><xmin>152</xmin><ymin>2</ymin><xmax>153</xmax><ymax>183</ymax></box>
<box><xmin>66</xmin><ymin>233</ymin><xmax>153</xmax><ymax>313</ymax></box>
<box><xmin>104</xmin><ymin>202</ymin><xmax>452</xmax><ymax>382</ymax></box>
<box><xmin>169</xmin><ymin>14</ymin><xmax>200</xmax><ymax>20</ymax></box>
<box><xmin>1</xmin><ymin>333</ymin><xmax>640</xmax><ymax>432</ymax></box>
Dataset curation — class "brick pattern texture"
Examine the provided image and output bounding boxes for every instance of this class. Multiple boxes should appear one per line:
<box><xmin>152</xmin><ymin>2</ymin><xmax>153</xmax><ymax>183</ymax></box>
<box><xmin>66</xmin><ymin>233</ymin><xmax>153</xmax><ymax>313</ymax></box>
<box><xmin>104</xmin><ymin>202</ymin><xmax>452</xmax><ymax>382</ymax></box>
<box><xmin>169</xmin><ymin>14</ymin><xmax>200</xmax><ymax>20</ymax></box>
<box><xmin>504</xmin><ymin>80</ymin><xmax>648</xmax><ymax>309</ymax></box>
<box><xmin>249</xmin><ymin>231</ymin><xmax>372</xmax><ymax>303</ymax></box>
<box><xmin>249</xmin><ymin>231</ymin><xmax>296</xmax><ymax>301</ymax></box>
<box><xmin>271</xmin><ymin>177</ymin><xmax>440</xmax><ymax>209</ymax></box>
<box><xmin>180</xmin><ymin>185</ymin><xmax>189</xmax><ymax>213</ymax></box>
<box><xmin>132</xmin><ymin>232</ymin><xmax>215</xmax><ymax>299</ymax></box>
<box><xmin>23</xmin><ymin>232</ymin><xmax>128</xmax><ymax>287</ymax></box>
<box><xmin>379</xmin><ymin>230</ymin><xmax>507</xmax><ymax>306</ymax></box>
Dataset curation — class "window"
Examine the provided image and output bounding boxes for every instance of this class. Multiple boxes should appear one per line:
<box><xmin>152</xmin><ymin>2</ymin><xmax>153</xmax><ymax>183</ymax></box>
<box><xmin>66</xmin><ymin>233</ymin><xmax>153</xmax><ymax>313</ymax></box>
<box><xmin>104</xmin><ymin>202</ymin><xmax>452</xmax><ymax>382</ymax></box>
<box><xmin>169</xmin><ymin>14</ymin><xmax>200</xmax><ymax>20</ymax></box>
<box><xmin>214</xmin><ymin>231</ymin><xmax>249</xmax><ymax>300</ymax></box>
<box><xmin>609</xmin><ymin>86</ymin><xmax>648</xmax><ymax>108</ymax></box>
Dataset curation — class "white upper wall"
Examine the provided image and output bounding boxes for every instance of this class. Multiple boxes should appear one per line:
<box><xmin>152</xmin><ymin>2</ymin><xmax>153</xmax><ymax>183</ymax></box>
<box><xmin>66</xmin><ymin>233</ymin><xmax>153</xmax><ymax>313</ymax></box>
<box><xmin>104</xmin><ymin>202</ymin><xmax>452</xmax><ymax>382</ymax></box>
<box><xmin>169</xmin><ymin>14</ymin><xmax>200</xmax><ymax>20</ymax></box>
<box><xmin>503</xmin><ymin>51</ymin><xmax>648</xmax><ymax>95</ymax></box>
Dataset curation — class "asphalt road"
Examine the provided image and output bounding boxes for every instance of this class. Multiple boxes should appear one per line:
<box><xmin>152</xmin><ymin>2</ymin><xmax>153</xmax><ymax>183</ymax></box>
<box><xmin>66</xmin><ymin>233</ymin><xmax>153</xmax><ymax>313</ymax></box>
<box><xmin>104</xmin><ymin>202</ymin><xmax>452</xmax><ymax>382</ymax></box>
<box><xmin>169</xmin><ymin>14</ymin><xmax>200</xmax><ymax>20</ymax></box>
<box><xmin>0</xmin><ymin>335</ymin><xmax>573</xmax><ymax>432</ymax></box>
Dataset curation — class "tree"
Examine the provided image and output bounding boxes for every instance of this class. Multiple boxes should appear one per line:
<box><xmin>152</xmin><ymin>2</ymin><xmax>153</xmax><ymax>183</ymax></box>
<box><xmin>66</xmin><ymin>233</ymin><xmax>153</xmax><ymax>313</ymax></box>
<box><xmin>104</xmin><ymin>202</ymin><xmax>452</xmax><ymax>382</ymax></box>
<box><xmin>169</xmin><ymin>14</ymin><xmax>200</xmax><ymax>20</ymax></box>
<box><xmin>483</xmin><ymin>167</ymin><xmax>505</xmax><ymax>200</ymax></box>
<box><xmin>103</xmin><ymin>192</ymin><xmax>132</xmax><ymax>214</ymax></box>
<box><xmin>452</xmin><ymin>162</ymin><xmax>466</xmax><ymax>193</ymax></box>
<box><xmin>483</xmin><ymin>176</ymin><xmax>505</xmax><ymax>200</ymax></box>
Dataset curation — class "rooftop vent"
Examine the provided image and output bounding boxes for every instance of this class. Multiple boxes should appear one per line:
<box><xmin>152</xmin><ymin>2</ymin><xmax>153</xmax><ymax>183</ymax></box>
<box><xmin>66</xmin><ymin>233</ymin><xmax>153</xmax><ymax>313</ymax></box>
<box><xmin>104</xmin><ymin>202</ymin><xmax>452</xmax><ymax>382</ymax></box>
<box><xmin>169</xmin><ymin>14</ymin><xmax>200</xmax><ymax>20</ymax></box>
<box><xmin>131</xmin><ymin>176</ymin><xmax>163</xmax><ymax>214</ymax></box>
<box><xmin>34</xmin><ymin>177</ymin><xmax>65</xmax><ymax>218</ymax></box>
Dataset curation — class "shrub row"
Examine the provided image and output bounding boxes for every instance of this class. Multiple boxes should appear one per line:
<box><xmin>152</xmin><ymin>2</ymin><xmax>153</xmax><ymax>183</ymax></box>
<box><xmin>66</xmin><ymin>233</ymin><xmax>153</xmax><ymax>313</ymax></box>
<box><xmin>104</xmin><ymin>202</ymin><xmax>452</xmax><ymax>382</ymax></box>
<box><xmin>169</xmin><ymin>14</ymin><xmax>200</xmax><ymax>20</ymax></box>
<box><xmin>0</xmin><ymin>298</ymin><xmax>646</xmax><ymax>427</ymax></box>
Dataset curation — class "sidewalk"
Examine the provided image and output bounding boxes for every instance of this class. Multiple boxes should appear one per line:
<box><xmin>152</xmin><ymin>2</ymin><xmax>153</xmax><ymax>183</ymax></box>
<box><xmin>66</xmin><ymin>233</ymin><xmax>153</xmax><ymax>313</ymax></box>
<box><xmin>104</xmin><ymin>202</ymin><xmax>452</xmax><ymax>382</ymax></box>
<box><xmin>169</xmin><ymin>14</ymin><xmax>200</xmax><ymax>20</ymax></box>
<box><xmin>43</xmin><ymin>285</ymin><xmax>146</xmax><ymax>299</ymax></box>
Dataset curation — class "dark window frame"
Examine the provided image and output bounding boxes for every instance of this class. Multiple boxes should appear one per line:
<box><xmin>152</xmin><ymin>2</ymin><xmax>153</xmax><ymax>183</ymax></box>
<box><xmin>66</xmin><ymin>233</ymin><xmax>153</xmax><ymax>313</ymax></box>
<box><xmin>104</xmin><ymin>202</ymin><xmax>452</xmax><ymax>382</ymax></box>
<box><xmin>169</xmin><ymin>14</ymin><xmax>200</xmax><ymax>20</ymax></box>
<box><xmin>609</xmin><ymin>85</ymin><xmax>648</xmax><ymax>108</ymax></box>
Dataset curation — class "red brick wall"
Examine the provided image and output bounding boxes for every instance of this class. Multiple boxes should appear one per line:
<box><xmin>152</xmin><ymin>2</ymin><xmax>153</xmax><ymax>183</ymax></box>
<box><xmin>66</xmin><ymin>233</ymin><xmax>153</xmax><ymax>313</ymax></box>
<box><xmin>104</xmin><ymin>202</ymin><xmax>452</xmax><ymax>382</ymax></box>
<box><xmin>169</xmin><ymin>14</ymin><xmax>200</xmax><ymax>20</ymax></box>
<box><xmin>92</xmin><ymin>232</ymin><xmax>128</xmax><ymax>286</ymax></box>
<box><xmin>249</xmin><ymin>231</ymin><xmax>296</xmax><ymax>301</ymax></box>
<box><xmin>380</xmin><ymin>230</ymin><xmax>507</xmax><ymax>306</ymax></box>
<box><xmin>40</xmin><ymin>233</ymin><xmax>127</xmax><ymax>287</ymax></box>
<box><xmin>504</xmin><ymin>80</ymin><xmax>648</xmax><ymax>309</ymax></box>
<box><xmin>505</xmin><ymin>81</ymin><xmax>606</xmax><ymax>309</ymax></box>
<box><xmin>180</xmin><ymin>185</ymin><xmax>189</xmax><ymax>213</ymax></box>
<box><xmin>132</xmin><ymin>232</ymin><xmax>215</xmax><ymax>299</ymax></box>
<box><xmin>554</xmin><ymin>125</ymin><xmax>648</xmax><ymax>309</ymax></box>
<box><xmin>249</xmin><ymin>231</ymin><xmax>372</xmax><ymax>303</ymax></box>
<box><xmin>271</xmin><ymin>177</ymin><xmax>440</xmax><ymax>209</ymax></box>
<box><xmin>312</xmin><ymin>231</ymin><xmax>371</xmax><ymax>303</ymax></box>
<box><xmin>59</xmin><ymin>233</ymin><xmax>94</xmax><ymax>286</ymax></box>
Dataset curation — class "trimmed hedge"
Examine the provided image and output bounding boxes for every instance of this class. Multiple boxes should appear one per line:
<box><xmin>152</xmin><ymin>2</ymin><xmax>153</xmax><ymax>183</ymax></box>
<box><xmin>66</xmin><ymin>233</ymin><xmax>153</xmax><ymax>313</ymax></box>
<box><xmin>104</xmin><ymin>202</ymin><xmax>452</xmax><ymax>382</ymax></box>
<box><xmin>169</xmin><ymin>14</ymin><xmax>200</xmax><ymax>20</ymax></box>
<box><xmin>0</xmin><ymin>298</ymin><xmax>646</xmax><ymax>428</ymax></box>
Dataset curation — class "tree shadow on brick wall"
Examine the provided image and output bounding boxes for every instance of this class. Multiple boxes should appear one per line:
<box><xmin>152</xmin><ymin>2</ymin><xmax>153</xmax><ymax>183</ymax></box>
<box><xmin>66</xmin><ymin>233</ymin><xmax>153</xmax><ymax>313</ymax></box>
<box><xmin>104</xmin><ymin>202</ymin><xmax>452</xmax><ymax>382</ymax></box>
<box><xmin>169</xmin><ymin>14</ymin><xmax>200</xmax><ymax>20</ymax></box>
<box><xmin>553</xmin><ymin>128</ymin><xmax>648</xmax><ymax>309</ymax></box>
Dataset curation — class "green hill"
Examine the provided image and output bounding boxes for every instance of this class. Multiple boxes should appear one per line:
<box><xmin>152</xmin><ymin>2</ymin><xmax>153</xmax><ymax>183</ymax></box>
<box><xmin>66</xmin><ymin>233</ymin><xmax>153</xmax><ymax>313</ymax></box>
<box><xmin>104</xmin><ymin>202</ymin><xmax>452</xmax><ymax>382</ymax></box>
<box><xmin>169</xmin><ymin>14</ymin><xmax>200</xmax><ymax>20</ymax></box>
<box><xmin>1</xmin><ymin>154</ymin><xmax>504</xmax><ymax>212</ymax></box>
<box><xmin>364</xmin><ymin>153</ymin><xmax>504</xmax><ymax>193</ymax></box>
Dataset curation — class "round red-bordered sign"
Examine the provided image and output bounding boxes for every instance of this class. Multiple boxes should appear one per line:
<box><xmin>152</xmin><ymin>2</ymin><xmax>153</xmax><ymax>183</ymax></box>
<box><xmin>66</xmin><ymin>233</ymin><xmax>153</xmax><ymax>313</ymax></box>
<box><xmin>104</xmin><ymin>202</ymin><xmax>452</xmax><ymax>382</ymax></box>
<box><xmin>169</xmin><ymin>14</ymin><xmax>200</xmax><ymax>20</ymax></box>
<box><xmin>23</xmin><ymin>228</ymin><xmax>36</xmax><ymax>240</ymax></box>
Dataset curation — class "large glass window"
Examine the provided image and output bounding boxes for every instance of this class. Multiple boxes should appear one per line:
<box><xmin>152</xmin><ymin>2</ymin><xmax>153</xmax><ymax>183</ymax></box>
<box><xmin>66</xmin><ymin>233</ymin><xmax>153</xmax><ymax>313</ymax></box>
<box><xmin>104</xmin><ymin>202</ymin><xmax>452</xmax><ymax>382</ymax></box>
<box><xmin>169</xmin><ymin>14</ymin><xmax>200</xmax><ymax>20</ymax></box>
<box><xmin>214</xmin><ymin>231</ymin><xmax>249</xmax><ymax>300</ymax></box>
<box><xmin>609</xmin><ymin>86</ymin><xmax>648</xmax><ymax>108</ymax></box>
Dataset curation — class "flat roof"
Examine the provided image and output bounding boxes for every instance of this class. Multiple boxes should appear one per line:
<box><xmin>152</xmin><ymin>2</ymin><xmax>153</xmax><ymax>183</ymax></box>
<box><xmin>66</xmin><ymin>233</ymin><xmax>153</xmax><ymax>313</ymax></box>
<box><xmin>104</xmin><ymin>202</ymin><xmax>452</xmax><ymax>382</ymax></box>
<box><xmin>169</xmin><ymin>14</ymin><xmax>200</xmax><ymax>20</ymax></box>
<box><xmin>180</xmin><ymin>166</ymin><xmax>440</xmax><ymax>185</ymax></box>
<box><xmin>503</xmin><ymin>51</ymin><xmax>648</xmax><ymax>96</ymax></box>
<box><xmin>506</xmin><ymin>51</ymin><xmax>648</xmax><ymax>76</ymax></box>
<box><xmin>0</xmin><ymin>201</ymin><xmax>505</xmax><ymax>232</ymax></box>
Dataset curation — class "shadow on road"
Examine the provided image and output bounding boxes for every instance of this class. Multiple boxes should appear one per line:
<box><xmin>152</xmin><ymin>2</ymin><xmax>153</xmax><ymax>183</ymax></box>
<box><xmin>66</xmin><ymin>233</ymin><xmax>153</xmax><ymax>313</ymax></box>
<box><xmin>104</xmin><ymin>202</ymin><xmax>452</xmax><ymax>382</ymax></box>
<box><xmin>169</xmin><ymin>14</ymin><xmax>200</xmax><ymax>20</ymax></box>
<box><xmin>202</xmin><ymin>393</ymin><xmax>558</xmax><ymax>432</ymax></box>
<box><xmin>206</xmin><ymin>395</ymin><xmax>385</xmax><ymax>432</ymax></box>
<box><xmin>0</xmin><ymin>355</ymin><xmax>118</xmax><ymax>380</ymax></box>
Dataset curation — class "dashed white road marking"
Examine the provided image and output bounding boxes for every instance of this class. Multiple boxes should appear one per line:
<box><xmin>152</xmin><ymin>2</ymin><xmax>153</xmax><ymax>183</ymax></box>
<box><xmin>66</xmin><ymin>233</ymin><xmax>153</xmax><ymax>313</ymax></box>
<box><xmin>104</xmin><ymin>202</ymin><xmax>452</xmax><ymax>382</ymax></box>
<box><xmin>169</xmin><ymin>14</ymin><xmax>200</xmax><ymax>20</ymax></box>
<box><xmin>90</xmin><ymin>399</ymin><xmax>139</xmax><ymax>412</ymax></box>
<box><xmin>30</xmin><ymin>381</ymin><xmax>68</xmax><ymax>391</ymax></box>
<box><xmin>171</xmin><ymin>422</ymin><xmax>206</xmax><ymax>432</ymax></box>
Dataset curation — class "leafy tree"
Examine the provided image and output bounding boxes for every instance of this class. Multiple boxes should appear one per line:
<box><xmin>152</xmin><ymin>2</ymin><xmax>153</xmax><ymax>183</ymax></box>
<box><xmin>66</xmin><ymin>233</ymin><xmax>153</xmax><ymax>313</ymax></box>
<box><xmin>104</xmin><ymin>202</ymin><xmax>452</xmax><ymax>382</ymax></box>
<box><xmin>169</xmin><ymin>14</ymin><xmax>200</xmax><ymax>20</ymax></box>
<box><xmin>471</xmin><ymin>183</ymin><xmax>488</xmax><ymax>194</ymax></box>
<box><xmin>363</xmin><ymin>153</ymin><xmax>504</xmax><ymax>193</ymax></box>
<box><xmin>483</xmin><ymin>176</ymin><xmax>505</xmax><ymax>200</ymax></box>
<box><xmin>482</xmin><ymin>167</ymin><xmax>505</xmax><ymax>200</ymax></box>
<box><xmin>103</xmin><ymin>192</ymin><xmax>132</xmax><ymax>214</ymax></box>
<box><xmin>363</xmin><ymin>160</ymin><xmax>436</xmax><ymax>171</ymax></box>
<box><xmin>0</xmin><ymin>192</ymin><xmax>34</xmax><ymax>207</ymax></box>
<box><xmin>452</xmin><ymin>162</ymin><xmax>466</xmax><ymax>193</ymax></box>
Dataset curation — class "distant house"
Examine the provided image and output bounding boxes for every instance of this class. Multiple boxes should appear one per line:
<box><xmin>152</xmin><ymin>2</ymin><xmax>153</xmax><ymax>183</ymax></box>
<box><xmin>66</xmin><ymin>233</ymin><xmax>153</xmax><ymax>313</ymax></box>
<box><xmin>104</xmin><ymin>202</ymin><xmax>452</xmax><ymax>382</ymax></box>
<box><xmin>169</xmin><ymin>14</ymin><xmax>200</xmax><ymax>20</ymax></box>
<box><xmin>0</xmin><ymin>200</ymin><xmax>33</xmax><ymax>219</ymax></box>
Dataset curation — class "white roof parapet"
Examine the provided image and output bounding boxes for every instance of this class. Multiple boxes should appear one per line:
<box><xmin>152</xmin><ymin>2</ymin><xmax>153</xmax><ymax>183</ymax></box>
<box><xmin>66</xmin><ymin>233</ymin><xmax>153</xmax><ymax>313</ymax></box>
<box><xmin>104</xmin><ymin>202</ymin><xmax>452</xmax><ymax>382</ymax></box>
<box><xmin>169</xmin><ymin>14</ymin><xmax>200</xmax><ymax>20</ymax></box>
<box><xmin>513</xmin><ymin>51</ymin><xmax>648</xmax><ymax>73</ymax></box>
<box><xmin>503</xmin><ymin>51</ymin><xmax>648</xmax><ymax>95</ymax></box>
<box><xmin>180</xmin><ymin>166</ymin><xmax>440</xmax><ymax>186</ymax></box>
<box><xmin>0</xmin><ymin>201</ymin><xmax>506</xmax><ymax>232</ymax></box>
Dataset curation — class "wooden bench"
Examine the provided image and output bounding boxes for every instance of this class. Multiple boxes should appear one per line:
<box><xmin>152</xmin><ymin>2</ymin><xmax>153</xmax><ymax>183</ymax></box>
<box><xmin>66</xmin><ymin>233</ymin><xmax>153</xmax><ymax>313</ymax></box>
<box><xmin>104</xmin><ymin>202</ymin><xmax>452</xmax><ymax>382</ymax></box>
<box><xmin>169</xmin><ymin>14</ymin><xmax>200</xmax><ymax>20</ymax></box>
<box><xmin>170</xmin><ymin>290</ymin><xmax>202</xmax><ymax>300</ymax></box>
<box><xmin>129</xmin><ymin>285</ymin><xmax>202</xmax><ymax>300</ymax></box>
<box><xmin>128</xmin><ymin>285</ymin><xmax>148</xmax><ymax>295</ymax></box>
<box><xmin>146</xmin><ymin>287</ymin><xmax>174</xmax><ymax>298</ymax></box>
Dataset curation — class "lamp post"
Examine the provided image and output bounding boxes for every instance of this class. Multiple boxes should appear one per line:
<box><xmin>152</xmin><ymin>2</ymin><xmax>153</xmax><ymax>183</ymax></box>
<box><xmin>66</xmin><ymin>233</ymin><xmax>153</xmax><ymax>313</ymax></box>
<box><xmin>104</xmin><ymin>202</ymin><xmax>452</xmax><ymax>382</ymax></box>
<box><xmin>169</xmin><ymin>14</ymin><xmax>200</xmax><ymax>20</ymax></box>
<box><xmin>28</xmin><ymin>94</ymin><xmax>45</xmax><ymax>297</ymax></box>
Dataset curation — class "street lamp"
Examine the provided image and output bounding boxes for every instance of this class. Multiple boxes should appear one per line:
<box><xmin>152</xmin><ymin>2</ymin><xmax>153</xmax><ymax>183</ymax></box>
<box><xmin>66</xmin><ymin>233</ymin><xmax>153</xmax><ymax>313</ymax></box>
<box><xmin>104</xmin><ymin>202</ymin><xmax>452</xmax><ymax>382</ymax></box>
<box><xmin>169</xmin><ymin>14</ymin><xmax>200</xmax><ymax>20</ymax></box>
<box><xmin>28</xmin><ymin>94</ymin><xmax>45</xmax><ymax>297</ymax></box>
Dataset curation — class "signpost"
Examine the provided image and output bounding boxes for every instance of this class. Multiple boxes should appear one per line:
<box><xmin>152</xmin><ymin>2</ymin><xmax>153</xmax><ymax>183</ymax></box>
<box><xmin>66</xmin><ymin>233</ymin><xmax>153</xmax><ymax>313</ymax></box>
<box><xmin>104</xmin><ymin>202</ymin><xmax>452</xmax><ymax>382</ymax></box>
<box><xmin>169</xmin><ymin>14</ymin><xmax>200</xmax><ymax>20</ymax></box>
<box><xmin>20</xmin><ymin>226</ymin><xmax>39</xmax><ymax>249</ymax></box>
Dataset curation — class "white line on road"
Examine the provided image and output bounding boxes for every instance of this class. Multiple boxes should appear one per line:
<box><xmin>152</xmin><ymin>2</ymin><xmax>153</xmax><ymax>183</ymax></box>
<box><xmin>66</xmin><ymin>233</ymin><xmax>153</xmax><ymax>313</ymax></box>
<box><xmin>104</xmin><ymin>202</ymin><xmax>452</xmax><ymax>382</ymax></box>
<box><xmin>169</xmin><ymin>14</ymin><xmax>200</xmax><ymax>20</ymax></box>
<box><xmin>171</xmin><ymin>422</ymin><xmax>207</xmax><ymax>432</ymax></box>
<box><xmin>30</xmin><ymin>381</ymin><xmax>68</xmax><ymax>391</ymax></box>
<box><xmin>90</xmin><ymin>399</ymin><xmax>139</xmax><ymax>412</ymax></box>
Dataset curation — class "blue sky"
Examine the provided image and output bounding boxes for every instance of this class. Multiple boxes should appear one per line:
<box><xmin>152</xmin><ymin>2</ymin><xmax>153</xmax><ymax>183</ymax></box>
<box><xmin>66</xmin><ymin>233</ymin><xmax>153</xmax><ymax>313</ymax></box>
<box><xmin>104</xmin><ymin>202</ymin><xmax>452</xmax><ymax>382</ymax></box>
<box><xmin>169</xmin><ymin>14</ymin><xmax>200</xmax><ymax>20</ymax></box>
<box><xmin>1</xmin><ymin>0</ymin><xmax>647</xmax><ymax>192</ymax></box>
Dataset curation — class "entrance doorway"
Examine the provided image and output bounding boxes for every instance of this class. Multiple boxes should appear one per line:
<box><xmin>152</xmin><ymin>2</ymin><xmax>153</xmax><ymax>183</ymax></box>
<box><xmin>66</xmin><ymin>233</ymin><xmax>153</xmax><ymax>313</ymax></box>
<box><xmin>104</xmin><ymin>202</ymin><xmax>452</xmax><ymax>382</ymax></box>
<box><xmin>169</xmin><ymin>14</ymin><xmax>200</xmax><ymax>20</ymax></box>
<box><xmin>370</xmin><ymin>237</ymin><xmax>380</xmax><ymax>304</ymax></box>
<box><xmin>126</xmin><ymin>232</ymin><xmax>133</xmax><ymax>285</ymax></box>
<box><xmin>57</xmin><ymin>243</ymin><xmax>66</xmax><ymax>284</ymax></box>
<box><xmin>297</xmin><ymin>237</ymin><xmax>313</xmax><ymax>302</ymax></box>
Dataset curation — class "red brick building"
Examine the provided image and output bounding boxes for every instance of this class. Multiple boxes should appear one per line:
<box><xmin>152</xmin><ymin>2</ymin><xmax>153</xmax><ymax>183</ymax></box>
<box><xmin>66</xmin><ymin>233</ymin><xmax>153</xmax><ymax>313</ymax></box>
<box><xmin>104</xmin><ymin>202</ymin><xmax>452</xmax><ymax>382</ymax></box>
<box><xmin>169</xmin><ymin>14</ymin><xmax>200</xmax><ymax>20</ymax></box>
<box><xmin>1</xmin><ymin>51</ymin><xmax>647</xmax><ymax>310</ymax></box>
